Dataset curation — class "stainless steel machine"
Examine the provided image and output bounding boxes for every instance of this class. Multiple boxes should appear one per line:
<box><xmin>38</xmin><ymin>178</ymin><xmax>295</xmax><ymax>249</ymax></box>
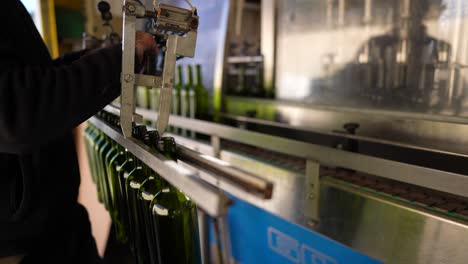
<box><xmin>93</xmin><ymin>0</ymin><xmax>468</xmax><ymax>263</ymax></box>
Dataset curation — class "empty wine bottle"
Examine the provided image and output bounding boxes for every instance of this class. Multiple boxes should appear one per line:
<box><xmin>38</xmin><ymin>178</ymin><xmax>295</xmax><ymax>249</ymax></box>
<box><xmin>127</xmin><ymin>165</ymin><xmax>154</xmax><ymax>264</ymax></box>
<box><xmin>116</xmin><ymin>148</ymin><xmax>137</xmax><ymax>253</ymax></box>
<box><xmin>95</xmin><ymin>127</ymin><xmax>113</xmax><ymax>210</ymax></box>
<box><xmin>253</xmin><ymin>61</ymin><xmax>265</xmax><ymax>98</ymax></box>
<box><xmin>125</xmin><ymin>125</ymin><xmax>153</xmax><ymax>264</ymax></box>
<box><xmin>117</xmin><ymin>125</ymin><xmax>147</xmax><ymax>256</ymax></box>
<box><xmin>83</xmin><ymin>124</ymin><xmax>99</xmax><ymax>184</ymax></box>
<box><xmin>137</xmin><ymin>130</ymin><xmax>163</xmax><ymax>264</ymax></box>
<box><xmin>99</xmin><ymin>114</ymin><xmax>118</xmax><ymax>212</ymax></box>
<box><xmin>137</xmin><ymin>86</ymin><xmax>150</xmax><ymax>109</ymax></box>
<box><xmin>150</xmin><ymin>137</ymin><xmax>201</xmax><ymax>264</ymax></box>
<box><xmin>194</xmin><ymin>64</ymin><xmax>209</xmax><ymax>120</ymax></box>
<box><xmin>88</xmin><ymin>126</ymin><xmax>105</xmax><ymax>204</ymax></box>
<box><xmin>106</xmin><ymin>141</ymin><xmax>130</xmax><ymax>243</ymax></box>
<box><xmin>187</xmin><ymin>65</ymin><xmax>196</xmax><ymax>139</ymax></box>
<box><xmin>180</xmin><ymin>65</ymin><xmax>192</xmax><ymax>137</ymax></box>
<box><xmin>236</xmin><ymin>64</ymin><xmax>246</xmax><ymax>96</ymax></box>
<box><xmin>172</xmin><ymin>65</ymin><xmax>184</xmax><ymax>134</ymax></box>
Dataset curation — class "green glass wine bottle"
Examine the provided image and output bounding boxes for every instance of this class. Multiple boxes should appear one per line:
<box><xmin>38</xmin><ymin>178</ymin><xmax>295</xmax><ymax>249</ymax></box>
<box><xmin>236</xmin><ymin>64</ymin><xmax>247</xmax><ymax>96</ymax></box>
<box><xmin>137</xmin><ymin>86</ymin><xmax>150</xmax><ymax>109</ymax></box>
<box><xmin>95</xmin><ymin>129</ymin><xmax>112</xmax><ymax>210</ymax></box>
<box><xmin>106</xmin><ymin>142</ymin><xmax>130</xmax><ymax>243</ymax></box>
<box><xmin>83</xmin><ymin>124</ymin><xmax>99</xmax><ymax>184</ymax></box>
<box><xmin>150</xmin><ymin>137</ymin><xmax>201</xmax><ymax>264</ymax></box>
<box><xmin>113</xmin><ymin>147</ymin><xmax>139</xmax><ymax>255</ymax></box>
<box><xmin>98</xmin><ymin>114</ymin><xmax>120</xmax><ymax>212</ymax></box>
<box><xmin>254</xmin><ymin>62</ymin><xmax>265</xmax><ymax>98</ymax></box>
<box><xmin>187</xmin><ymin>65</ymin><xmax>196</xmax><ymax>138</ymax></box>
<box><xmin>98</xmin><ymin>129</ymin><xmax>113</xmax><ymax>212</ymax></box>
<box><xmin>180</xmin><ymin>65</ymin><xmax>193</xmax><ymax>137</ymax></box>
<box><xmin>127</xmin><ymin>164</ymin><xmax>153</xmax><ymax>264</ymax></box>
<box><xmin>104</xmin><ymin>139</ymin><xmax>118</xmax><ymax>200</ymax></box>
<box><xmin>125</xmin><ymin>125</ymin><xmax>153</xmax><ymax>264</ymax></box>
<box><xmin>95</xmin><ymin>112</ymin><xmax>114</xmax><ymax>209</ymax></box>
<box><xmin>118</xmin><ymin>126</ymin><xmax>147</xmax><ymax>255</ymax></box>
<box><xmin>172</xmin><ymin>65</ymin><xmax>184</xmax><ymax>134</ymax></box>
<box><xmin>194</xmin><ymin>64</ymin><xmax>209</xmax><ymax>120</ymax></box>
<box><xmin>137</xmin><ymin>130</ymin><xmax>163</xmax><ymax>264</ymax></box>
<box><xmin>87</xmin><ymin>123</ymin><xmax>104</xmax><ymax>203</ymax></box>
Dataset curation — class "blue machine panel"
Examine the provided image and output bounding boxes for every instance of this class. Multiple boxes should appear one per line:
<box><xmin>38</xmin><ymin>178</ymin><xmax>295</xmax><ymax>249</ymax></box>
<box><xmin>218</xmin><ymin>197</ymin><xmax>382</xmax><ymax>264</ymax></box>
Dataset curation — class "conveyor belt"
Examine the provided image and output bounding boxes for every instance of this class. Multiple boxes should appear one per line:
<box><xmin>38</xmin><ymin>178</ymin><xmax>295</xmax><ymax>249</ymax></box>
<box><xmin>223</xmin><ymin>140</ymin><xmax>306</xmax><ymax>172</ymax></box>
<box><xmin>222</xmin><ymin>140</ymin><xmax>468</xmax><ymax>221</ymax></box>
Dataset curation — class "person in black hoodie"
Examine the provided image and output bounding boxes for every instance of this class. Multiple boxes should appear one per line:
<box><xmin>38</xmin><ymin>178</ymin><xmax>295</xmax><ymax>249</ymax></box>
<box><xmin>0</xmin><ymin>0</ymin><xmax>158</xmax><ymax>263</ymax></box>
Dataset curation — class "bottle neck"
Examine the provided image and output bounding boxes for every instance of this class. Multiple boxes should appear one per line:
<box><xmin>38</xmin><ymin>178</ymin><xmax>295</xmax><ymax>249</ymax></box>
<box><xmin>187</xmin><ymin>65</ymin><xmax>194</xmax><ymax>87</ymax></box>
<box><xmin>176</xmin><ymin>65</ymin><xmax>184</xmax><ymax>89</ymax></box>
<box><xmin>195</xmin><ymin>65</ymin><xmax>202</xmax><ymax>86</ymax></box>
<box><xmin>132</xmin><ymin>125</ymin><xmax>148</xmax><ymax>140</ymax></box>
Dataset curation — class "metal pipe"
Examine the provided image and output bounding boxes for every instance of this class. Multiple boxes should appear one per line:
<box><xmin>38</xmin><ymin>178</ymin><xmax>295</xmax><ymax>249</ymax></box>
<box><xmin>178</xmin><ymin>145</ymin><xmax>274</xmax><ymax>199</ymax></box>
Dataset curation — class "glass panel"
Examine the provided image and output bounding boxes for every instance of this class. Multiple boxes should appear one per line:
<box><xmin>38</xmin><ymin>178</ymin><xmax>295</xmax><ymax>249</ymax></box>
<box><xmin>276</xmin><ymin>0</ymin><xmax>468</xmax><ymax>118</ymax></box>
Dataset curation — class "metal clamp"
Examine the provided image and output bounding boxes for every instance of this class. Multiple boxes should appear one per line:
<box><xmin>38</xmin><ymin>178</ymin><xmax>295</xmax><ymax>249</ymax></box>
<box><xmin>120</xmin><ymin>0</ymin><xmax>199</xmax><ymax>138</ymax></box>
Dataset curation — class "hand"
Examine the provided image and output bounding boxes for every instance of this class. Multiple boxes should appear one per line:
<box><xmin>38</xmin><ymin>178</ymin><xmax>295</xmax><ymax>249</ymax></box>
<box><xmin>135</xmin><ymin>32</ymin><xmax>158</xmax><ymax>64</ymax></box>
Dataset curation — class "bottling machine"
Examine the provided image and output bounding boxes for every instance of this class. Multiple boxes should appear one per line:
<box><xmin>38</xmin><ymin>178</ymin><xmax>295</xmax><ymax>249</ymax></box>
<box><xmin>90</xmin><ymin>0</ymin><xmax>468</xmax><ymax>263</ymax></box>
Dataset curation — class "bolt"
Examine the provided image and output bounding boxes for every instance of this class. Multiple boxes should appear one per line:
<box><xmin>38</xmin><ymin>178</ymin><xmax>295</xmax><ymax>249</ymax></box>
<box><xmin>307</xmin><ymin>220</ymin><xmax>318</xmax><ymax>227</ymax></box>
<box><xmin>127</xmin><ymin>4</ymin><xmax>136</xmax><ymax>13</ymax></box>
<box><xmin>190</xmin><ymin>19</ymin><xmax>199</xmax><ymax>29</ymax></box>
<box><xmin>308</xmin><ymin>193</ymin><xmax>316</xmax><ymax>200</ymax></box>
<box><xmin>124</xmin><ymin>74</ymin><xmax>134</xmax><ymax>82</ymax></box>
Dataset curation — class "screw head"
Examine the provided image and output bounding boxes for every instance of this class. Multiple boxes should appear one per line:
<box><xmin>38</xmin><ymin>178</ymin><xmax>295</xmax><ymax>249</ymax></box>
<box><xmin>124</xmin><ymin>74</ymin><xmax>134</xmax><ymax>82</ymax></box>
<box><xmin>127</xmin><ymin>4</ymin><xmax>136</xmax><ymax>13</ymax></box>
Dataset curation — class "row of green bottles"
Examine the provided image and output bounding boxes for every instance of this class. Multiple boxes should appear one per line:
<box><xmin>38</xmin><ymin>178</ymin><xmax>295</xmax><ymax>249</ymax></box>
<box><xmin>136</xmin><ymin>64</ymin><xmax>210</xmax><ymax>137</ymax></box>
<box><xmin>84</xmin><ymin>112</ymin><xmax>201</xmax><ymax>264</ymax></box>
<box><xmin>84</xmin><ymin>111</ymin><xmax>128</xmax><ymax>242</ymax></box>
<box><xmin>165</xmin><ymin>64</ymin><xmax>210</xmax><ymax>138</ymax></box>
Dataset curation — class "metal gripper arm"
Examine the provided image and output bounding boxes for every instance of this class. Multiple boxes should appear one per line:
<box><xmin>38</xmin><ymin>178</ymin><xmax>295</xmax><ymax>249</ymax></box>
<box><xmin>120</xmin><ymin>0</ymin><xmax>199</xmax><ymax>138</ymax></box>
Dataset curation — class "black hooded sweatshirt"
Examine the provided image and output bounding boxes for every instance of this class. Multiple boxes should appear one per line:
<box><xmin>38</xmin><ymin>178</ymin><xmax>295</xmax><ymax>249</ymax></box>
<box><xmin>0</xmin><ymin>0</ymin><xmax>121</xmax><ymax>259</ymax></box>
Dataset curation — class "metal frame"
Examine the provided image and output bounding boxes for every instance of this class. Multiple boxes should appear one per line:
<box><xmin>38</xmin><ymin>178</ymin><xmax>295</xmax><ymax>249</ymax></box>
<box><xmin>222</xmin><ymin>95</ymin><xmax>468</xmax><ymax>157</ymax></box>
<box><xmin>178</xmin><ymin>145</ymin><xmax>273</xmax><ymax>199</ymax></box>
<box><xmin>173</xmin><ymin>132</ymin><xmax>468</xmax><ymax>263</ymax></box>
<box><xmin>135</xmin><ymin>107</ymin><xmax>468</xmax><ymax>198</ymax></box>
<box><xmin>219</xmin><ymin>111</ymin><xmax>468</xmax><ymax>159</ymax></box>
<box><xmin>304</xmin><ymin>160</ymin><xmax>320</xmax><ymax>223</ymax></box>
